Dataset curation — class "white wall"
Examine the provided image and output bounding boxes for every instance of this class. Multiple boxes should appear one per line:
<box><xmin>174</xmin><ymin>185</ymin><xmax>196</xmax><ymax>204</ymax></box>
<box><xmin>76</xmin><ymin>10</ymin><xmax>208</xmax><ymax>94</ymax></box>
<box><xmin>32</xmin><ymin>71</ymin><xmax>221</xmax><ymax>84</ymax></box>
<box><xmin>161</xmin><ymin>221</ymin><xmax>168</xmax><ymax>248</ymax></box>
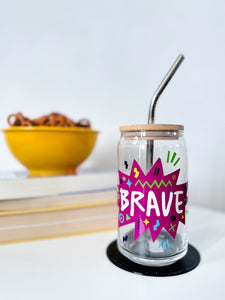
<box><xmin>0</xmin><ymin>0</ymin><xmax>224</xmax><ymax>211</ymax></box>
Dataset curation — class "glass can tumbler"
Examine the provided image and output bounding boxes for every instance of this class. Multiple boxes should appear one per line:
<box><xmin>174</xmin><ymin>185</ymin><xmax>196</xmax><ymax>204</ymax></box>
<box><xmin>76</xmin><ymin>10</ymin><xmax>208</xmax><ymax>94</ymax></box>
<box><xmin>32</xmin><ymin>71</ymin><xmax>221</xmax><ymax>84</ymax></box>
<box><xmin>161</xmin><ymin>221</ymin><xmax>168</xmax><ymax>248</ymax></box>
<box><xmin>117</xmin><ymin>124</ymin><xmax>188</xmax><ymax>266</ymax></box>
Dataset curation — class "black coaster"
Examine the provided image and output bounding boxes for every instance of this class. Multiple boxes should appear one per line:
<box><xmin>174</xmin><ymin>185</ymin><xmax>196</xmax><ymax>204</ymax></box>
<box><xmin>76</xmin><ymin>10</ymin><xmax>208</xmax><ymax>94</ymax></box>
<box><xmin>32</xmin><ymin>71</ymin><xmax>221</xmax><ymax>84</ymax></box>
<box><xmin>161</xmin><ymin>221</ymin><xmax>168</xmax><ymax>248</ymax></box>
<box><xmin>107</xmin><ymin>240</ymin><xmax>200</xmax><ymax>277</ymax></box>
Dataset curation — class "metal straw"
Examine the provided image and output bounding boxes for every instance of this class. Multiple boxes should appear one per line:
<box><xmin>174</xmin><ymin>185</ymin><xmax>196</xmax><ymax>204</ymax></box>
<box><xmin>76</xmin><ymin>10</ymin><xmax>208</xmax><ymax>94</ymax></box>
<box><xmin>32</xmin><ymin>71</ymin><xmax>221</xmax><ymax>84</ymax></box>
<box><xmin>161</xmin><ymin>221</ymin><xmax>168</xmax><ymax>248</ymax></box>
<box><xmin>146</xmin><ymin>54</ymin><xmax>185</xmax><ymax>171</ymax></box>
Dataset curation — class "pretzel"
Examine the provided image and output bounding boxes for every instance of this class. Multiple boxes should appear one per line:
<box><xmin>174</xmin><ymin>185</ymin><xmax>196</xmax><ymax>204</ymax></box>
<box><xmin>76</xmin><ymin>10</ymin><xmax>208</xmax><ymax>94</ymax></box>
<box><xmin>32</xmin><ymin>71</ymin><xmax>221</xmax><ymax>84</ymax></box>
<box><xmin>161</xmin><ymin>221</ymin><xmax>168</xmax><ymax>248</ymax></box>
<box><xmin>7</xmin><ymin>113</ymin><xmax>91</xmax><ymax>128</ymax></box>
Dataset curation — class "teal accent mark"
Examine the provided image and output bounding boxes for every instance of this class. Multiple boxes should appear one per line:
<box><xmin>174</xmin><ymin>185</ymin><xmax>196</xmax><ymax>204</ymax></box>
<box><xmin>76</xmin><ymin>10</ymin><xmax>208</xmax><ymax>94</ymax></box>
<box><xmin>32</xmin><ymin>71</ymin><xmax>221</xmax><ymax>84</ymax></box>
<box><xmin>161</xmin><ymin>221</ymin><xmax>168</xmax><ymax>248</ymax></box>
<box><xmin>153</xmin><ymin>220</ymin><xmax>160</xmax><ymax>231</ymax></box>
<box><xmin>166</xmin><ymin>240</ymin><xmax>170</xmax><ymax>248</ymax></box>
<box><xmin>158</xmin><ymin>239</ymin><xmax>170</xmax><ymax>250</ymax></box>
<box><xmin>126</xmin><ymin>179</ymin><xmax>132</xmax><ymax>188</ymax></box>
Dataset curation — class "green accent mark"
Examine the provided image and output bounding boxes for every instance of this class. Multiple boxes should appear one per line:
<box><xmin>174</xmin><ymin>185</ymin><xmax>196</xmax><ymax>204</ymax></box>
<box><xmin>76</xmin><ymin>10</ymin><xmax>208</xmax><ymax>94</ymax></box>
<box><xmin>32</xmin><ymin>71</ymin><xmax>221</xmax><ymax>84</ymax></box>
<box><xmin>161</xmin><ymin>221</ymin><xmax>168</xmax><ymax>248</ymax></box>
<box><xmin>126</xmin><ymin>214</ymin><xmax>131</xmax><ymax>221</ymax></box>
<box><xmin>171</xmin><ymin>152</ymin><xmax>177</xmax><ymax>163</ymax></box>
<box><xmin>169</xmin><ymin>223</ymin><xmax>176</xmax><ymax>231</ymax></box>
<box><xmin>122</xmin><ymin>176</ymin><xmax>126</xmax><ymax>181</ymax></box>
<box><xmin>167</xmin><ymin>151</ymin><xmax>170</xmax><ymax>163</ymax></box>
<box><xmin>173</xmin><ymin>157</ymin><xmax>180</xmax><ymax>166</ymax></box>
<box><xmin>135</xmin><ymin>179</ymin><xmax>172</xmax><ymax>189</ymax></box>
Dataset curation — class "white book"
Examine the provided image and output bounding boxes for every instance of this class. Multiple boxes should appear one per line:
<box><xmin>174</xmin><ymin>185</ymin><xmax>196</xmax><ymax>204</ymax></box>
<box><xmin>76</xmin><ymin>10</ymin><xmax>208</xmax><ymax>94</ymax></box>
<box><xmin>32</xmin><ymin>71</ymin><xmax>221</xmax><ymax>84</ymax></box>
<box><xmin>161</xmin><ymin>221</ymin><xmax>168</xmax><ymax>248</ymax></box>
<box><xmin>0</xmin><ymin>191</ymin><xmax>118</xmax><ymax>244</ymax></box>
<box><xmin>0</xmin><ymin>171</ymin><xmax>117</xmax><ymax>200</ymax></box>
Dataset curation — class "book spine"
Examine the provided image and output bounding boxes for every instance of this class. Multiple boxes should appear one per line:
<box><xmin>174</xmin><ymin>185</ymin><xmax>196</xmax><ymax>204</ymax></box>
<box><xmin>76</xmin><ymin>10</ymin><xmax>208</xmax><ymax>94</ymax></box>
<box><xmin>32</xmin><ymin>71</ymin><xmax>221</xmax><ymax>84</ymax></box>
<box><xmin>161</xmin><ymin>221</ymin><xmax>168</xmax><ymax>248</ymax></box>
<box><xmin>0</xmin><ymin>204</ymin><xmax>118</xmax><ymax>244</ymax></box>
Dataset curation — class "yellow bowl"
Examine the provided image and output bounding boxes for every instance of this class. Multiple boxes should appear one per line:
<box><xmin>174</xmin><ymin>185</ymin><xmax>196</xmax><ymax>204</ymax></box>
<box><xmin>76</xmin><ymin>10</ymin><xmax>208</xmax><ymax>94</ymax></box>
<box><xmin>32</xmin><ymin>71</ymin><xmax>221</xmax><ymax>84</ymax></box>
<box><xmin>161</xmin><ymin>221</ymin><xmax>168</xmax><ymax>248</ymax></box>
<box><xmin>2</xmin><ymin>126</ymin><xmax>99</xmax><ymax>176</ymax></box>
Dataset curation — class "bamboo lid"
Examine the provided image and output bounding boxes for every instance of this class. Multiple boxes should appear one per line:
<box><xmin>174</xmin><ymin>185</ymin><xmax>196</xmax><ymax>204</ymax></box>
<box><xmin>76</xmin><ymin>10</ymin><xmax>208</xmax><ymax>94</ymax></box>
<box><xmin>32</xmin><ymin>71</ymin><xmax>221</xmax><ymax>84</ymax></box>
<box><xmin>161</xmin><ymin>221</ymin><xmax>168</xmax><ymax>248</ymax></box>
<box><xmin>120</xmin><ymin>124</ymin><xmax>184</xmax><ymax>132</ymax></box>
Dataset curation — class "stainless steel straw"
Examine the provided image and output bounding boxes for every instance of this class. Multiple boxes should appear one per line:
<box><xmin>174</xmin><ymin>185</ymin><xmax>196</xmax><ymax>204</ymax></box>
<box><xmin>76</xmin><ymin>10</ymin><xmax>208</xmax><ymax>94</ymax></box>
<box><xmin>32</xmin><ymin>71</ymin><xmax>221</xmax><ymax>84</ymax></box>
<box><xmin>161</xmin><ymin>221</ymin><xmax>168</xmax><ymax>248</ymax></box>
<box><xmin>146</xmin><ymin>54</ymin><xmax>185</xmax><ymax>171</ymax></box>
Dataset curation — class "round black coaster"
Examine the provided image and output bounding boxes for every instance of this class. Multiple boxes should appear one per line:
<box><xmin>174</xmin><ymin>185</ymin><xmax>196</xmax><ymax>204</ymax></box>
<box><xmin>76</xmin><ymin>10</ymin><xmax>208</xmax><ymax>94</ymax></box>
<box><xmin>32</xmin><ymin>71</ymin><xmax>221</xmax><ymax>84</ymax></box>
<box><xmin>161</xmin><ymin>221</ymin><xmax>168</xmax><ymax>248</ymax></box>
<box><xmin>107</xmin><ymin>240</ymin><xmax>200</xmax><ymax>277</ymax></box>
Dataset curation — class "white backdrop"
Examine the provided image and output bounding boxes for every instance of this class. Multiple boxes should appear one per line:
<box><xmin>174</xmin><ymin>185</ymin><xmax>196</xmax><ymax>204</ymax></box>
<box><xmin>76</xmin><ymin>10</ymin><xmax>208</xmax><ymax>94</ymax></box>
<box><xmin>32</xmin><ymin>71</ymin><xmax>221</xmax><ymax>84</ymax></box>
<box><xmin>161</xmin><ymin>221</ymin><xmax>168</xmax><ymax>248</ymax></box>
<box><xmin>0</xmin><ymin>0</ymin><xmax>224</xmax><ymax>211</ymax></box>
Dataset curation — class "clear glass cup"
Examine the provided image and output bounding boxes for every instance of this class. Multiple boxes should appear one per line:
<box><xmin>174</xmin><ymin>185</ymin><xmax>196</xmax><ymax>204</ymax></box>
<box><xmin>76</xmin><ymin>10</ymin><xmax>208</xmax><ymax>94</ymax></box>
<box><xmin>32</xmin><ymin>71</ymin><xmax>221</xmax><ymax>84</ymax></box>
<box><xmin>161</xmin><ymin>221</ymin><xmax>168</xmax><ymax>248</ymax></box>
<box><xmin>117</xmin><ymin>124</ymin><xmax>188</xmax><ymax>266</ymax></box>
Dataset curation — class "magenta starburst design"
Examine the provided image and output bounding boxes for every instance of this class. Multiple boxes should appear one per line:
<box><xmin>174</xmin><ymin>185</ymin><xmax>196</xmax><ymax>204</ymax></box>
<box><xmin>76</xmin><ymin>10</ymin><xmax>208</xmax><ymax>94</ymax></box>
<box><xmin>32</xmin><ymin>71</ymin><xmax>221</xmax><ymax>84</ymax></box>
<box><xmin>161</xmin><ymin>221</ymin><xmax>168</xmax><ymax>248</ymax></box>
<box><xmin>117</xmin><ymin>158</ymin><xmax>188</xmax><ymax>242</ymax></box>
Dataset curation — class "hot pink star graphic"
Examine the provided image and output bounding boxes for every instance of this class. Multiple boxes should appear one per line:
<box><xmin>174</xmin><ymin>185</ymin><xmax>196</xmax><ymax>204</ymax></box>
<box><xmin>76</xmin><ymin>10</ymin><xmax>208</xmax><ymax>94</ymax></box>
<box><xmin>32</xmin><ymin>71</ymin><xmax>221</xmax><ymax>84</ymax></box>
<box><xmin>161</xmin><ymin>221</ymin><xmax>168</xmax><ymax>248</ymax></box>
<box><xmin>117</xmin><ymin>158</ymin><xmax>188</xmax><ymax>242</ymax></box>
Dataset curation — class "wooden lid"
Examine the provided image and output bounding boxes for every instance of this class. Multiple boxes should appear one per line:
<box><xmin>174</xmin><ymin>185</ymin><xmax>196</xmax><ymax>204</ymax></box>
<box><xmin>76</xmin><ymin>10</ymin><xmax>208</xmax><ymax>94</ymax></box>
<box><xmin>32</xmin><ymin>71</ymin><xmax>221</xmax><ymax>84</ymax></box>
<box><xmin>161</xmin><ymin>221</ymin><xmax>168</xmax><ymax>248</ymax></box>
<box><xmin>120</xmin><ymin>124</ymin><xmax>184</xmax><ymax>132</ymax></box>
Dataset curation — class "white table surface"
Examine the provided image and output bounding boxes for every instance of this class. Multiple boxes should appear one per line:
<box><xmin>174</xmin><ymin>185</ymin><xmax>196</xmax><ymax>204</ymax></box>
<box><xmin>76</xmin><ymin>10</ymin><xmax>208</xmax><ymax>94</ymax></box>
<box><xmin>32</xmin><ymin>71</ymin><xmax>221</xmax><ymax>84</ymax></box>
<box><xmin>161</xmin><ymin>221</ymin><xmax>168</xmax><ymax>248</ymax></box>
<box><xmin>0</xmin><ymin>206</ymin><xmax>224</xmax><ymax>300</ymax></box>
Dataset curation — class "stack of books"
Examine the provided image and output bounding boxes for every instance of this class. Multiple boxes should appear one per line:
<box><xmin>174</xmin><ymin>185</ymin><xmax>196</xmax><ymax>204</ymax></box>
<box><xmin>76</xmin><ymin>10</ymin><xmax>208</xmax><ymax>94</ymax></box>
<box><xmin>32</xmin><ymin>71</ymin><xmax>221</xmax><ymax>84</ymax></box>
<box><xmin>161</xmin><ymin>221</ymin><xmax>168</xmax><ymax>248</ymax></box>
<box><xmin>0</xmin><ymin>172</ymin><xmax>118</xmax><ymax>244</ymax></box>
